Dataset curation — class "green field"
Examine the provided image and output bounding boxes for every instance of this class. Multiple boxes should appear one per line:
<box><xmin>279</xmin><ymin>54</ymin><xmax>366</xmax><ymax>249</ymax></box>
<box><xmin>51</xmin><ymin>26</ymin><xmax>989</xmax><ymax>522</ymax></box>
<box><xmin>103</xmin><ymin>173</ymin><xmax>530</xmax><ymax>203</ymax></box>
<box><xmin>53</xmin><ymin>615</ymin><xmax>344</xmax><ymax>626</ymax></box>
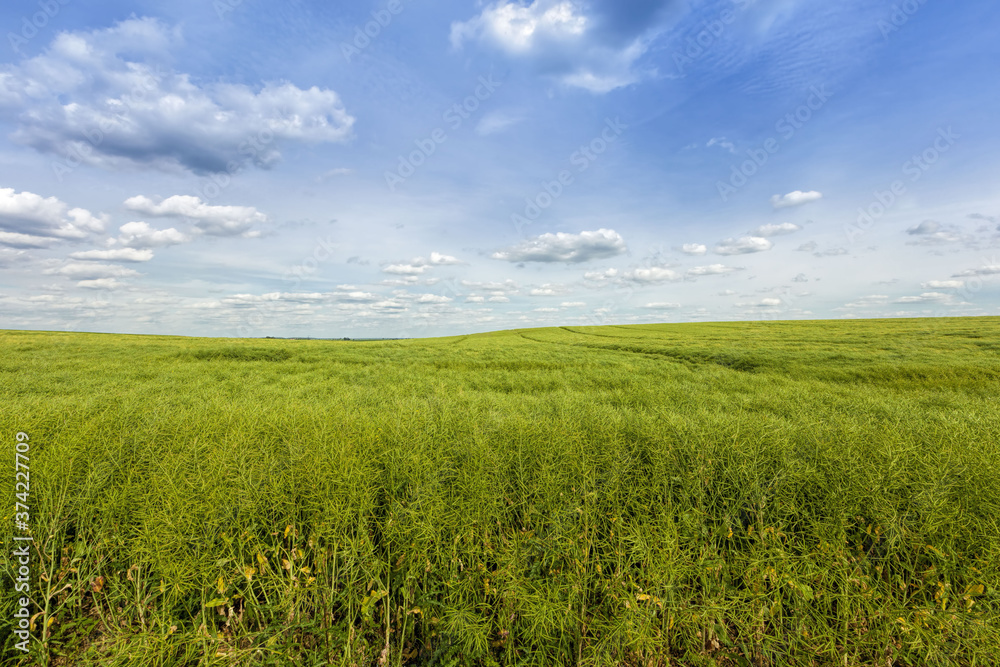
<box><xmin>2</xmin><ymin>318</ymin><xmax>999</xmax><ymax>666</ymax></box>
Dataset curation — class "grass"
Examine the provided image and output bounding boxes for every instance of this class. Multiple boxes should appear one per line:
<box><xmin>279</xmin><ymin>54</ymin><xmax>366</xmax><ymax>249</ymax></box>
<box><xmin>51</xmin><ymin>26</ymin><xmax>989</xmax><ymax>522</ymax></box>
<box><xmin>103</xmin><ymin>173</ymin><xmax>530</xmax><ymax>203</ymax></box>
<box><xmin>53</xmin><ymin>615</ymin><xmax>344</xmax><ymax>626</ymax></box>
<box><xmin>1</xmin><ymin>317</ymin><xmax>998</xmax><ymax>666</ymax></box>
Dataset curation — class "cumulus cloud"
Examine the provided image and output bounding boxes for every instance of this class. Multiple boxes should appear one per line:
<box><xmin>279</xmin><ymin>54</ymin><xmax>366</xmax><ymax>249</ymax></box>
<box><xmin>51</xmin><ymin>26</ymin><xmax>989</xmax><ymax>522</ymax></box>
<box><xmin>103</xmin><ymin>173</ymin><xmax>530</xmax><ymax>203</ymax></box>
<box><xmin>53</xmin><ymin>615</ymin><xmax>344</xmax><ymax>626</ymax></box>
<box><xmin>43</xmin><ymin>262</ymin><xmax>140</xmax><ymax>280</ymax></box>
<box><xmin>583</xmin><ymin>267</ymin><xmax>619</xmax><ymax>281</ymax></box>
<box><xmin>0</xmin><ymin>188</ymin><xmax>106</xmax><ymax>246</ymax></box>
<box><xmin>953</xmin><ymin>265</ymin><xmax>1000</xmax><ymax>278</ymax></box>
<box><xmin>795</xmin><ymin>241</ymin><xmax>817</xmax><ymax>252</ymax></box>
<box><xmin>642</xmin><ymin>302</ymin><xmax>681</xmax><ymax>309</ymax></box>
<box><xmin>415</xmin><ymin>294</ymin><xmax>453</xmax><ymax>303</ymax></box>
<box><xmin>0</xmin><ymin>232</ymin><xmax>59</xmax><ymax>249</ymax></box>
<box><xmin>907</xmin><ymin>220</ymin><xmax>939</xmax><ymax>235</ymax></box>
<box><xmin>461</xmin><ymin>279</ymin><xmax>519</xmax><ymax>292</ymax></box>
<box><xmin>922</xmin><ymin>280</ymin><xmax>964</xmax><ymax>289</ymax></box>
<box><xmin>687</xmin><ymin>264</ymin><xmax>742</xmax><ymax>276</ymax></box>
<box><xmin>622</xmin><ymin>267</ymin><xmax>680</xmax><ymax>283</ymax></box>
<box><xmin>450</xmin><ymin>0</ymin><xmax>669</xmax><ymax>93</ymax></box>
<box><xmin>69</xmin><ymin>248</ymin><xmax>154</xmax><ymax>262</ymax></box>
<box><xmin>770</xmin><ymin>191</ymin><xmax>822</xmax><ymax>209</ymax></box>
<box><xmin>116</xmin><ymin>221</ymin><xmax>189</xmax><ymax>248</ymax></box>
<box><xmin>905</xmin><ymin>220</ymin><xmax>962</xmax><ymax>245</ymax></box>
<box><xmin>429</xmin><ymin>252</ymin><xmax>465</xmax><ymax>265</ymax></box>
<box><xmin>383</xmin><ymin>263</ymin><xmax>430</xmax><ymax>275</ymax></box>
<box><xmin>894</xmin><ymin>292</ymin><xmax>952</xmax><ymax>304</ymax></box>
<box><xmin>529</xmin><ymin>284</ymin><xmax>569</xmax><ymax>296</ymax></box>
<box><xmin>714</xmin><ymin>236</ymin><xmax>772</xmax><ymax>255</ymax></box>
<box><xmin>124</xmin><ymin>195</ymin><xmax>267</xmax><ymax>237</ymax></box>
<box><xmin>0</xmin><ymin>18</ymin><xmax>354</xmax><ymax>174</ymax></box>
<box><xmin>492</xmin><ymin>228</ymin><xmax>626</xmax><ymax>263</ymax></box>
<box><xmin>382</xmin><ymin>252</ymin><xmax>465</xmax><ymax>275</ymax></box>
<box><xmin>680</xmin><ymin>243</ymin><xmax>707</xmax><ymax>255</ymax></box>
<box><xmin>752</xmin><ymin>222</ymin><xmax>802</xmax><ymax>237</ymax></box>
<box><xmin>77</xmin><ymin>278</ymin><xmax>128</xmax><ymax>290</ymax></box>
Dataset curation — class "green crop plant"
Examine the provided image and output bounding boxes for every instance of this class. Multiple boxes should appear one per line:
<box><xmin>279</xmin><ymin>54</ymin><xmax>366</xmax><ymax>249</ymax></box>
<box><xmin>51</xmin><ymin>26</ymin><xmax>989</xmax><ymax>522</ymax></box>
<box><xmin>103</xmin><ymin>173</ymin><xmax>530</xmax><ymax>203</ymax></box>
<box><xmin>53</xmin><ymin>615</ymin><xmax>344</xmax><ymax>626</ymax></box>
<box><xmin>1</xmin><ymin>317</ymin><xmax>998</xmax><ymax>665</ymax></box>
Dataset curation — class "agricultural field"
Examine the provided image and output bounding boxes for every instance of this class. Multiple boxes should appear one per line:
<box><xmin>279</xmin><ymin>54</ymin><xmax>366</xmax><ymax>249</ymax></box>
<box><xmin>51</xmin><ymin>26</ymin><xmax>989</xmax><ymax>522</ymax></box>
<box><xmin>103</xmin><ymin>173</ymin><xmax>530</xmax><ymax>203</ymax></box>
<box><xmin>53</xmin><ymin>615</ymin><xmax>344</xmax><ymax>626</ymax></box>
<box><xmin>1</xmin><ymin>318</ymin><xmax>999</xmax><ymax>666</ymax></box>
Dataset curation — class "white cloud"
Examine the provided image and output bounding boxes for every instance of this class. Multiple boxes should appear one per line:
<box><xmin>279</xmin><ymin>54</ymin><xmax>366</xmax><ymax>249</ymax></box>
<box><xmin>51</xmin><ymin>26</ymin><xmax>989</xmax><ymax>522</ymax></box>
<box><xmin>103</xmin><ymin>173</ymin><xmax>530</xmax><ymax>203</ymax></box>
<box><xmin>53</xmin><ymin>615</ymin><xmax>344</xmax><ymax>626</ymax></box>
<box><xmin>642</xmin><ymin>302</ymin><xmax>681</xmax><ymax>309</ymax></box>
<box><xmin>0</xmin><ymin>188</ymin><xmax>106</xmax><ymax>246</ymax></box>
<box><xmin>383</xmin><ymin>252</ymin><xmax>465</xmax><ymax>275</ymax></box>
<box><xmin>529</xmin><ymin>284</ymin><xmax>568</xmax><ymax>296</ymax></box>
<box><xmin>905</xmin><ymin>220</ymin><xmax>962</xmax><ymax>245</ymax></box>
<box><xmin>44</xmin><ymin>262</ymin><xmax>140</xmax><ymax>280</ymax></box>
<box><xmin>116</xmin><ymin>221</ymin><xmax>188</xmax><ymax>248</ymax></box>
<box><xmin>461</xmin><ymin>279</ymin><xmax>519</xmax><ymax>292</ymax></box>
<box><xmin>429</xmin><ymin>252</ymin><xmax>465</xmax><ymax>265</ymax></box>
<box><xmin>77</xmin><ymin>278</ymin><xmax>127</xmax><ymax>290</ymax></box>
<box><xmin>907</xmin><ymin>220</ymin><xmax>939</xmax><ymax>235</ymax></box>
<box><xmin>583</xmin><ymin>267</ymin><xmax>619</xmax><ymax>281</ymax></box>
<box><xmin>319</xmin><ymin>168</ymin><xmax>353</xmax><ymax>180</ymax></box>
<box><xmin>476</xmin><ymin>109</ymin><xmax>524</xmax><ymax>136</ymax></box>
<box><xmin>331</xmin><ymin>291</ymin><xmax>380</xmax><ymax>303</ymax></box>
<box><xmin>752</xmin><ymin>222</ymin><xmax>802</xmax><ymax>237</ymax></box>
<box><xmin>561</xmin><ymin>301</ymin><xmax>586</xmax><ymax>307</ymax></box>
<box><xmin>687</xmin><ymin>264</ymin><xmax>742</xmax><ymax>276</ymax></box>
<box><xmin>124</xmin><ymin>195</ymin><xmax>267</xmax><ymax>237</ymax></box>
<box><xmin>714</xmin><ymin>236</ymin><xmax>772</xmax><ymax>255</ymax></box>
<box><xmin>0</xmin><ymin>18</ymin><xmax>354</xmax><ymax>174</ymax></box>
<box><xmin>383</xmin><ymin>263</ymin><xmax>431</xmax><ymax>275</ymax></box>
<box><xmin>622</xmin><ymin>267</ymin><xmax>680</xmax><ymax>283</ymax></box>
<box><xmin>953</xmin><ymin>265</ymin><xmax>1000</xmax><ymax>277</ymax></box>
<box><xmin>0</xmin><ymin>232</ymin><xmax>58</xmax><ymax>248</ymax></box>
<box><xmin>69</xmin><ymin>248</ymin><xmax>154</xmax><ymax>262</ymax></box>
<box><xmin>894</xmin><ymin>292</ymin><xmax>951</xmax><ymax>304</ymax></box>
<box><xmin>451</xmin><ymin>1</ymin><xmax>661</xmax><ymax>93</ymax></box>
<box><xmin>706</xmin><ymin>137</ymin><xmax>736</xmax><ymax>154</ymax></box>
<box><xmin>680</xmin><ymin>243</ymin><xmax>707</xmax><ymax>255</ymax></box>
<box><xmin>451</xmin><ymin>1</ymin><xmax>587</xmax><ymax>52</ymax></box>
<box><xmin>415</xmin><ymin>294</ymin><xmax>453</xmax><ymax>303</ymax></box>
<box><xmin>492</xmin><ymin>228</ymin><xmax>626</xmax><ymax>263</ymax></box>
<box><xmin>922</xmin><ymin>280</ymin><xmax>964</xmax><ymax>289</ymax></box>
<box><xmin>843</xmin><ymin>295</ymin><xmax>889</xmax><ymax>308</ymax></box>
<box><xmin>770</xmin><ymin>190</ymin><xmax>822</xmax><ymax>209</ymax></box>
<box><xmin>814</xmin><ymin>247</ymin><xmax>848</xmax><ymax>257</ymax></box>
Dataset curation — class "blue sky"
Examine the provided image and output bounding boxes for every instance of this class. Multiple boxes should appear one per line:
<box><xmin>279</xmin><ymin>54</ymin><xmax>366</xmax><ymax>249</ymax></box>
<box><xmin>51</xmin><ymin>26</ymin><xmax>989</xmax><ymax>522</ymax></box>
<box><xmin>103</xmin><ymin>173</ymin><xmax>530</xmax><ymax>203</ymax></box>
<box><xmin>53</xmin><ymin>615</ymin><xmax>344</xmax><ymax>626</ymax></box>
<box><xmin>1</xmin><ymin>0</ymin><xmax>998</xmax><ymax>337</ymax></box>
